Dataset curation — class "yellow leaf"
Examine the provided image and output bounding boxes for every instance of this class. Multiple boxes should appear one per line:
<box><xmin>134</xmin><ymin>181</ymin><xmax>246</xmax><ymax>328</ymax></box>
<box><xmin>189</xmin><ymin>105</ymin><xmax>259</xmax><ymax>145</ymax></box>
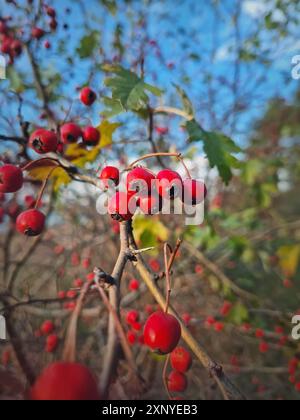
<box><xmin>27</xmin><ymin>166</ymin><xmax>71</xmax><ymax>192</ymax></box>
<box><xmin>97</xmin><ymin>119</ymin><xmax>122</xmax><ymax>148</ymax></box>
<box><xmin>64</xmin><ymin>120</ymin><xmax>121</xmax><ymax>168</ymax></box>
<box><xmin>133</xmin><ymin>215</ymin><xmax>169</xmax><ymax>252</ymax></box>
<box><xmin>277</xmin><ymin>245</ymin><xmax>300</xmax><ymax>277</ymax></box>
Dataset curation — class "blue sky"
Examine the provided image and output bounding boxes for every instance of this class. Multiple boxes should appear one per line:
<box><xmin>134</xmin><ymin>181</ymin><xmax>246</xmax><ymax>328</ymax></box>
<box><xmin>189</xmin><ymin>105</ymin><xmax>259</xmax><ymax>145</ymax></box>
<box><xmin>0</xmin><ymin>0</ymin><xmax>299</xmax><ymax>155</ymax></box>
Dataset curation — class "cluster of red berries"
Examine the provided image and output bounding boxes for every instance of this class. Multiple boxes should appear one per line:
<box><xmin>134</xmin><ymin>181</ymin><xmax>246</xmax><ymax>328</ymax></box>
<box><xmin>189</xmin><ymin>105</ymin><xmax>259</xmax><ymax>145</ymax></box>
<box><xmin>167</xmin><ymin>347</ymin><xmax>192</xmax><ymax>395</ymax></box>
<box><xmin>126</xmin><ymin>310</ymin><xmax>144</xmax><ymax>345</ymax></box>
<box><xmin>36</xmin><ymin>320</ymin><xmax>58</xmax><ymax>353</ymax></box>
<box><xmin>100</xmin><ymin>165</ymin><xmax>207</xmax><ymax>221</ymax></box>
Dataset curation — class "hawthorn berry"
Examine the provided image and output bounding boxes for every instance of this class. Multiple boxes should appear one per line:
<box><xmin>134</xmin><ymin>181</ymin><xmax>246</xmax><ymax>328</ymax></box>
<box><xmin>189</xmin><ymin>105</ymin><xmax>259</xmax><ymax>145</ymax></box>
<box><xmin>40</xmin><ymin>320</ymin><xmax>55</xmax><ymax>335</ymax></box>
<box><xmin>57</xmin><ymin>291</ymin><xmax>66</xmax><ymax>299</ymax></box>
<box><xmin>108</xmin><ymin>192</ymin><xmax>136</xmax><ymax>222</ymax></box>
<box><xmin>126</xmin><ymin>310</ymin><xmax>139</xmax><ymax>325</ymax></box>
<box><xmin>1</xmin><ymin>350</ymin><xmax>10</xmax><ymax>367</ymax></box>
<box><xmin>29</xmin><ymin>129</ymin><xmax>58</xmax><ymax>154</ymax></box>
<box><xmin>127</xmin><ymin>167</ymin><xmax>155</xmax><ymax>195</ymax></box>
<box><xmin>100</xmin><ymin>166</ymin><xmax>120</xmax><ymax>188</ymax></box>
<box><xmin>45</xmin><ymin>334</ymin><xmax>58</xmax><ymax>353</ymax></box>
<box><xmin>214</xmin><ymin>322</ymin><xmax>224</xmax><ymax>332</ymax></box>
<box><xmin>259</xmin><ymin>341</ymin><xmax>269</xmax><ymax>354</ymax></box>
<box><xmin>156</xmin><ymin>169</ymin><xmax>183</xmax><ymax>200</ymax></box>
<box><xmin>127</xmin><ymin>330</ymin><xmax>137</xmax><ymax>345</ymax></box>
<box><xmin>44</xmin><ymin>40</ymin><xmax>51</xmax><ymax>49</ymax></box>
<box><xmin>255</xmin><ymin>329</ymin><xmax>265</xmax><ymax>339</ymax></box>
<box><xmin>129</xmin><ymin>279</ymin><xmax>140</xmax><ymax>292</ymax></box>
<box><xmin>138</xmin><ymin>194</ymin><xmax>162</xmax><ymax>215</ymax></box>
<box><xmin>80</xmin><ymin>87</ymin><xmax>97</xmax><ymax>106</ymax></box>
<box><xmin>143</xmin><ymin>311</ymin><xmax>181</xmax><ymax>354</ymax></box>
<box><xmin>295</xmin><ymin>383</ymin><xmax>300</xmax><ymax>393</ymax></box>
<box><xmin>82</xmin><ymin>126</ymin><xmax>100</xmax><ymax>146</ymax></box>
<box><xmin>66</xmin><ymin>290</ymin><xmax>77</xmax><ymax>299</ymax></box>
<box><xmin>25</xmin><ymin>195</ymin><xmax>36</xmax><ymax>209</ymax></box>
<box><xmin>16</xmin><ymin>209</ymin><xmax>45</xmax><ymax>236</ymax></box>
<box><xmin>45</xmin><ymin>6</ymin><xmax>56</xmax><ymax>18</ymax></box>
<box><xmin>73</xmin><ymin>278</ymin><xmax>83</xmax><ymax>288</ymax></box>
<box><xmin>167</xmin><ymin>370</ymin><xmax>187</xmax><ymax>393</ymax></box>
<box><xmin>0</xmin><ymin>164</ymin><xmax>23</xmax><ymax>193</ymax></box>
<box><xmin>170</xmin><ymin>347</ymin><xmax>192</xmax><ymax>373</ymax></box>
<box><xmin>30</xmin><ymin>362</ymin><xmax>100</xmax><ymax>400</ymax></box>
<box><xmin>31</xmin><ymin>27</ymin><xmax>45</xmax><ymax>40</ymax></box>
<box><xmin>182</xmin><ymin>313</ymin><xmax>192</xmax><ymax>326</ymax></box>
<box><xmin>220</xmin><ymin>301</ymin><xmax>233</xmax><ymax>317</ymax></box>
<box><xmin>182</xmin><ymin>179</ymin><xmax>207</xmax><ymax>206</ymax></box>
<box><xmin>205</xmin><ymin>316</ymin><xmax>216</xmax><ymax>328</ymax></box>
<box><xmin>86</xmin><ymin>272</ymin><xmax>95</xmax><ymax>283</ymax></box>
<box><xmin>60</xmin><ymin>123</ymin><xmax>82</xmax><ymax>144</ymax></box>
<box><xmin>49</xmin><ymin>19</ymin><xmax>58</xmax><ymax>31</ymax></box>
<box><xmin>149</xmin><ymin>258</ymin><xmax>160</xmax><ymax>273</ymax></box>
<box><xmin>82</xmin><ymin>258</ymin><xmax>91</xmax><ymax>269</ymax></box>
<box><xmin>11</xmin><ymin>39</ymin><xmax>23</xmax><ymax>57</ymax></box>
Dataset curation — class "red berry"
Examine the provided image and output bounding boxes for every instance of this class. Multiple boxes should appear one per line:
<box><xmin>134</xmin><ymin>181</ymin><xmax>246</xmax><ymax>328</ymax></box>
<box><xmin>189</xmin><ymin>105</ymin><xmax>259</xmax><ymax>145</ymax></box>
<box><xmin>155</xmin><ymin>126</ymin><xmax>168</xmax><ymax>135</ymax></box>
<box><xmin>170</xmin><ymin>347</ymin><xmax>192</xmax><ymax>373</ymax></box>
<box><xmin>194</xmin><ymin>264</ymin><xmax>203</xmax><ymax>275</ymax></box>
<box><xmin>0</xmin><ymin>164</ymin><xmax>23</xmax><ymax>193</ymax></box>
<box><xmin>295</xmin><ymin>383</ymin><xmax>300</xmax><ymax>392</ymax></box>
<box><xmin>220</xmin><ymin>301</ymin><xmax>232</xmax><ymax>317</ymax></box>
<box><xmin>73</xmin><ymin>278</ymin><xmax>83</xmax><ymax>288</ymax></box>
<box><xmin>30</xmin><ymin>362</ymin><xmax>100</xmax><ymax>400</ymax></box>
<box><xmin>44</xmin><ymin>40</ymin><xmax>51</xmax><ymax>49</ymax></box>
<box><xmin>214</xmin><ymin>322</ymin><xmax>224</xmax><ymax>332</ymax></box>
<box><xmin>205</xmin><ymin>316</ymin><xmax>216</xmax><ymax>327</ymax></box>
<box><xmin>255</xmin><ymin>329</ymin><xmax>265</xmax><ymax>339</ymax></box>
<box><xmin>2</xmin><ymin>350</ymin><xmax>10</xmax><ymax>367</ymax></box>
<box><xmin>100</xmin><ymin>166</ymin><xmax>120</xmax><ymax>188</ymax></box>
<box><xmin>46</xmin><ymin>6</ymin><xmax>56</xmax><ymax>18</ymax></box>
<box><xmin>274</xmin><ymin>326</ymin><xmax>284</xmax><ymax>335</ymax></box>
<box><xmin>25</xmin><ymin>195</ymin><xmax>36</xmax><ymax>209</ymax></box>
<box><xmin>1</xmin><ymin>37</ymin><xmax>12</xmax><ymax>54</ymax></box>
<box><xmin>45</xmin><ymin>334</ymin><xmax>58</xmax><ymax>353</ymax></box>
<box><xmin>80</xmin><ymin>87</ymin><xmax>97</xmax><ymax>106</ymax></box>
<box><xmin>145</xmin><ymin>304</ymin><xmax>154</xmax><ymax>315</ymax></box>
<box><xmin>149</xmin><ymin>258</ymin><xmax>160</xmax><ymax>272</ymax></box>
<box><xmin>182</xmin><ymin>313</ymin><xmax>191</xmax><ymax>326</ymax></box>
<box><xmin>182</xmin><ymin>179</ymin><xmax>207</xmax><ymax>206</ymax></box>
<box><xmin>10</xmin><ymin>39</ymin><xmax>22</xmax><ymax>57</ymax></box>
<box><xmin>49</xmin><ymin>19</ymin><xmax>58</xmax><ymax>31</ymax></box>
<box><xmin>71</xmin><ymin>252</ymin><xmax>80</xmax><ymax>266</ymax></box>
<box><xmin>82</xmin><ymin>258</ymin><xmax>91</xmax><ymax>269</ymax></box>
<box><xmin>127</xmin><ymin>167</ymin><xmax>155</xmax><ymax>195</ymax></box>
<box><xmin>108</xmin><ymin>192</ymin><xmax>136</xmax><ymax>222</ymax></box>
<box><xmin>156</xmin><ymin>170</ymin><xmax>183</xmax><ymax>200</ymax></box>
<box><xmin>54</xmin><ymin>244</ymin><xmax>65</xmax><ymax>255</ymax></box>
<box><xmin>31</xmin><ymin>27</ymin><xmax>45</xmax><ymax>40</ymax></box>
<box><xmin>86</xmin><ymin>272</ymin><xmax>95</xmax><ymax>283</ymax></box>
<box><xmin>289</xmin><ymin>376</ymin><xmax>296</xmax><ymax>384</ymax></box>
<box><xmin>259</xmin><ymin>341</ymin><xmax>269</xmax><ymax>353</ymax></box>
<box><xmin>167</xmin><ymin>370</ymin><xmax>187</xmax><ymax>393</ymax></box>
<box><xmin>29</xmin><ymin>129</ymin><xmax>58</xmax><ymax>154</ymax></box>
<box><xmin>82</xmin><ymin>126</ymin><xmax>100</xmax><ymax>146</ymax></box>
<box><xmin>41</xmin><ymin>320</ymin><xmax>55</xmax><ymax>335</ymax></box>
<box><xmin>64</xmin><ymin>301</ymin><xmax>76</xmax><ymax>311</ymax></box>
<box><xmin>127</xmin><ymin>331</ymin><xmax>136</xmax><ymax>345</ymax></box>
<box><xmin>126</xmin><ymin>310</ymin><xmax>139</xmax><ymax>325</ymax></box>
<box><xmin>129</xmin><ymin>279</ymin><xmax>140</xmax><ymax>291</ymax></box>
<box><xmin>66</xmin><ymin>290</ymin><xmax>77</xmax><ymax>299</ymax></box>
<box><xmin>138</xmin><ymin>194</ymin><xmax>162</xmax><ymax>215</ymax></box>
<box><xmin>143</xmin><ymin>311</ymin><xmax>181</xmax><ymax>354</ymax></box>
<box><xmin>60</xmin><ymin>123</ymin><xmax>82</xmax><ymax>144</ymax></box>
<box><xmin>58</xmin><ymin>291</ymin><xmax>66</xmax><ymax>299</ymax></box>
<box><xmin>16</xmin><ymin>209</ymin><xmax>45</xmax><ymax>236</ymax></box>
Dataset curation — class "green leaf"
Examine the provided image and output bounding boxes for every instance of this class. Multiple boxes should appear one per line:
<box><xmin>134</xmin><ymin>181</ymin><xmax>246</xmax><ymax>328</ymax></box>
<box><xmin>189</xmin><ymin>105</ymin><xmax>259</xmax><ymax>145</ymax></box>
<box><xmin>76</xmin><ymin>31</ymin><xmax>100</xmax><ymax>59</ymax></box>
<box><xmin>102</xmin><ymin>65</ymin><xmax>163</xmax><ymax>114</ymax></box>
<box><xmin>228</xmin><ymin>303</ymin><xmax>249</xmax><ymax>326</ymax></box>
<box><xmin>100</xmin><ymin>0</ymin><xmax>117</xmax><ymax>15</ymax></box>
<box><xmin>173</xmin><ymin>84</ymin><xmax>194</xmax><ymax>117</ymax></box>
<box><xmin>185</xmin><ymin>119</ymin><xmax>241</xmax><ymax>184</ymax></box>
<box><xmin>6</xmin><ymin>67</ymin><xmax>24</xmax><ymax>93</ymax></box>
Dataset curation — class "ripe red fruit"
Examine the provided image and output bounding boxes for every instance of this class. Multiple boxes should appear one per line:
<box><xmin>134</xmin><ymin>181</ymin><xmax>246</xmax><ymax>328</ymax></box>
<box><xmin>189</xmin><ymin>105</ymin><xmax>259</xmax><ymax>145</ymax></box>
<box><xmin>127</xmin><ymin>331</ymin><xmax>136</xmax><ymax>345</ymax></box>
<box><xmin>11</xmin><ymin>39</ymin><xmax>22</xmax><ymax>57</ymax></box>
<box><xmin>214</xmin><ymin>322</ymin><xmax>224</xmax><ymax>332</ymax></box>
<box><xmin>82</xmin><ymin>258</ymin><xmax>91</xmax><ymax>269</ymax></box>
<box><xmin>167</xmin><ymin>370</ymin><xmax>187</xmax><ymax>393</ymax></box>
<box><xmin>25</xmin><ymin>195</ymin><xmax>36</xmax><ymax>209</ymax></box>
<box><xmin>73</xmin><ymin>278</ymin><xmax>83</xmax><ymax>288</ymax></box>
<box><xmin>126</xmin><ymin>310</ymin><xmax>139</xmax><ymax>325</ymax></box>
<box><xmin>100</xmin><ymin>166</ymin><xmax>120</xmax><ymax>188</ymax></box>
<box><xmin>295</xmin><ymin>383</ymin><xmax>300</xmax><ymax>393</ymax></box>
<box><xmin>170</xmin><ymin>347</ymin><xmax>192</xmax><ymax>373</ymax></box>
<box><xmin>259</xmin><ymin>341</ymin><xmax>269</xmax><ymax>354</ymax></box>
<box><xmin>41</xmin><ymin>320</ymin><xmax>55</xmax><ymax>336</ymax></box>
<box><xmin>31</xmin><ymin>27</ymin><xmax>45</xmax><ymax>40</ymax></box>
<box><xmin>143</xmin><ymin>311</ymin><xmax>181</xmax><ymax>354</ymax></box>
<box><xmin>1</xmin><ymin>37</ymin><xmax>12</xmax><ymax>54</ymax></box>
<box><xmin>205</xmin><ymin>316</ymin><xmax>216</xmax><ymax>327</ymax></box>
<box><xmin>49</xmin><ymin>19</ymin><xmax>58</xmax><ymax>31</ymax></box>
<box><xmin>57</xmin><ymin>291</ymin><xmax>66</xmax><ymax>299</ymax></box>
<box><xmin>30</xmin><ymin>362</ymin><xmax>100</xmax><ymax>400</ymax></box>
<box><xmin>132</xmin><ymin>322</ymin><xmax>142</xmax><ymax>331</ymax></box>
<box><xmin>60</xmin><ymin>123</ymin><xmax>82</xmax><ymax>144</ymax></box>
<box><xmin>66</xmin><ymin>290</ymin><xmax>77</xmax><ymax>299</ymax></box>
<box><xmin>255</xmin><ymin>329</ymin><xmax>265</xmax><ymax>339</ymax></box>
<box><xmin>182</xmin><ymin>179</ymin><xmax>207</xmax><ymax>205</ymax></box>
<box><xmin>45</xmin><ymin>6</ymin><xmax>56</xmax><ymax>18</ymax></box>
<box><xmin>182</xmin><ymin>313</ymin><xmax>191</xmax><ymax>326</ymax></box>
<box><xmin>82</xmin><ymin>126</ymin><xmax>100</xmax><ymax>146</ymax></box>
<box><xmin>127</xmin><ymin>167</ymin><xmax>155</xmax><ymax>195</ymax></box>
<box><xmin>149</xmin><ymin>258</ymin><xmax>160</xmax><ymax>273</ymax></box>
<box><xmin>71</xmin><ymin>252</ymin><xmax>80</xmax><ymax>266</ymax></box>
<box><xmin>16</xmin><ymin>209</ymin><xmax>45</xmax><ymax>236</ymax></box>
<box><xmin>2</xmin><ymin>350</ymin><xmax>10</xmax><ymax>367</ymax></box>
<box><xmin>29</xmin><ymin>129</ymin><xmax>58</xmax><ymax>154</ymax></box>
<box><xmin>44</xmin><ymin>40</ymin><xmax>51</xmax><ymax>49</ymax></box>
<box><xmin>129</xmin><ymin>279</ymin><xmax>140</xmax><ymax>291</ymax></box>
<box><xmin>220</xmin><ymin>301</ymin><xmax>232</xmax><ymax>317</ymax></box>
<box><xmin>156</xmin><ymin>170</ymin><xmax>183</xmax><ymax>199</ymax></box>
<box><xmin>80</xmin><ymin>87</ymin><xmax>97</xmax><ymax>106</ymax></box>
<box><xmin>45</xmin><ymin>334</ymin><xmax>58</xmax><ymax>353</ymax></box>
<box><xmin>0</xmin><ymin>164</ymin><xmax>23</xmax><ymax>193</ymax></box>
<box><xmin>108</xmin><ymin>192</ymin><xmax>136</xmax><ymax>222</ymax></box>
<box><xmin>138</xmin><ymin>194</ymin><xmax>162</xmax><ymax>215</ymax></box>
<box><xmin>86</xmin><ymin>272</ymin><xmax>95</xmax><ymax>283</ymax></box>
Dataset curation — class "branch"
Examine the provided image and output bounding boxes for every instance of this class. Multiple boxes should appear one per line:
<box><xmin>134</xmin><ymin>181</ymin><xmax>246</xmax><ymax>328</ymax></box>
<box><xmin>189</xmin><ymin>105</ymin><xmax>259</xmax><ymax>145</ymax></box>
<box><xmin>127</xmin><ymin>225</ymin><xmax>246</xmax><ymax>400</ymax></box>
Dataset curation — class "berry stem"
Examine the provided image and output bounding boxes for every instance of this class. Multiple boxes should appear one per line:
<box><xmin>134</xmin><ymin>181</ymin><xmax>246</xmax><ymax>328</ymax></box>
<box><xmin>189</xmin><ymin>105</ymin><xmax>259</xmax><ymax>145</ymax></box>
<box><xmin>163</xmin><ymin>354</ymin><xmax>172</xmax><ymax>400</ymax></box>
<box><xmin>164</xmin><ymin>243</ymin><xmax>172</xmax><ymax>313</ymax></box>
<box><xmin>128</xmin><ymin>152</ymin><xmax>192</xmax><ymax>179</ymax></box>
<box><xmin>35</xmin><ymin>167</ymin><xmax>57</xmax><ymax>209</ymax></box>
